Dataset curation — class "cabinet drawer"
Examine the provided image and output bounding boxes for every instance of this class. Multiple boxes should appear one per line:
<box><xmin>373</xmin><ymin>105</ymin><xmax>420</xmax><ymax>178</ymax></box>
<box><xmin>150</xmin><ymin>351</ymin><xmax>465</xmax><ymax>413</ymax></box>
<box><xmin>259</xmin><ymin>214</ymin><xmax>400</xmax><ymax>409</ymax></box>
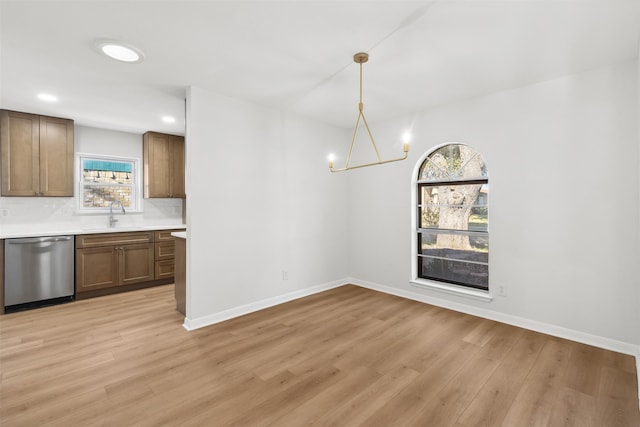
<box><xmin>76</xmin><ymin>231</ymin><xmax>154</xmax><ymax>248</ymax></box>
<box><xmin>155</xmin><ymin>240</ymin><xmax>175</xmax><ymax>260</ymax></box>
<box><xmin>155</xmin><ymin>260</ymin><xmax>175</xmax><ymax>280</ymax></box>
<box><xmin>155</xmin><ymin>229</ymin><xmax>182</xmax><ymax>241</ymax></box>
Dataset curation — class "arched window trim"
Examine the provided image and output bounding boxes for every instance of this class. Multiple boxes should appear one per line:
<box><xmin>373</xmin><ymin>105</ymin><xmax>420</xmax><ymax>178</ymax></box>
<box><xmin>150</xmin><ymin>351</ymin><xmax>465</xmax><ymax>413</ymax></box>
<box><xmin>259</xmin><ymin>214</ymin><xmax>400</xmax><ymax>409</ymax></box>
<box><xmin>409</xmin><ymin>142</ymin><xmax>493</xmax><ymax>302</ymax></box>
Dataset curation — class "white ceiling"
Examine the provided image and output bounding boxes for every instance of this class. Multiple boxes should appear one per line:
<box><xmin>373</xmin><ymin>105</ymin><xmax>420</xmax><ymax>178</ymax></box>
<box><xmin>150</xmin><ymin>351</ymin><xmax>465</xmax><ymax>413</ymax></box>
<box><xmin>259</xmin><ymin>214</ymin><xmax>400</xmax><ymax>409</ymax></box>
<box><xmin>1</xmin><ymin>0</ymin><xmax>639</xmax><ymax>135</ymax></box>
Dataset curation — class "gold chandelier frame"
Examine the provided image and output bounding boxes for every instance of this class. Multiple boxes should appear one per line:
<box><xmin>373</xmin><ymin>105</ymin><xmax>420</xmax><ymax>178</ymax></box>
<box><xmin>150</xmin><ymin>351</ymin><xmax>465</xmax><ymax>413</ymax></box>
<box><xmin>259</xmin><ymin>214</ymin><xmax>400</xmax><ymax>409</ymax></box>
<box><xmin>329</xmin><ymin>52</ymin><xmax>410</xmax><ymax>172</ymax></box>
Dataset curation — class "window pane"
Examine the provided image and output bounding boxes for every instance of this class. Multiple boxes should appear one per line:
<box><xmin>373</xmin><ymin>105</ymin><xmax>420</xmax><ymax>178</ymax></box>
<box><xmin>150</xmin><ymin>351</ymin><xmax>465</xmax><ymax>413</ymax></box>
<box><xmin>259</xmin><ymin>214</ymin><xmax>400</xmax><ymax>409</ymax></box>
<box><xmin>82</xmin><ymin>159</ymin><xmax>132</xmax><ymax>173</ymax></box>
<box><xmin>418</xmin><ymin>256</ymin><xmax>488</xmax><ymax>290</ymax></box>
<box><xmin>79</xmin><ymin>155</ymin><xmax>137</xmax><ymax>212</ymax></box>
<box><xmin>82</xmin><ymin>170</ymin><xmax>132</xmax><ymax>184</ymax></box>
<box><xmin>419</xmin><ymin>183</ymin><xmax>488</xmax><ymax>231</ymax></box>
<box><xmin>415</xmin><ymin>144</ymin><xmax>489</xmax><ymax>292</ymax></box>
<box><xmin>83</xmin><ymin>185</ymin><xmax>132</xmax><ymax>208</ymax></box>
<box><xmin>418</xmin><ymin>230</ymin><xmax>488</xmax><ymax>263</ymax></box>
<box><xmin>419</xmin><ymin>144</ymin><xmax>487</xmax><ymax>181</ymax></box>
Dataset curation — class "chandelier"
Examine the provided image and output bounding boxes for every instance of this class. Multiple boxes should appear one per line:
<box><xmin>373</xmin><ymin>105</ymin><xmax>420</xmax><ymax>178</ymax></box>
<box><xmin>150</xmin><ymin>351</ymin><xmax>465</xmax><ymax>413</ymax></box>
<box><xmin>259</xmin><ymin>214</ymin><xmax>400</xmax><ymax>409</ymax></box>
<box><xmin>329</xmin><ymin>52</ymin><xmax>410</xmax><ymax>172</ymax></box>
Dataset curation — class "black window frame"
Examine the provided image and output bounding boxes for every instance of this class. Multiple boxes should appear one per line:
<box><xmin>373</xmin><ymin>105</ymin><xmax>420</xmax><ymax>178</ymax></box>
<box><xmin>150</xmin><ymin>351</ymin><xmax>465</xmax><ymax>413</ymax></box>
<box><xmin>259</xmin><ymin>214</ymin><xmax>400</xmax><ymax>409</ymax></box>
<box><xmin>415</xmin><ymin>144</ymin><xmax>489</xmax><ymax>291</ymax></box>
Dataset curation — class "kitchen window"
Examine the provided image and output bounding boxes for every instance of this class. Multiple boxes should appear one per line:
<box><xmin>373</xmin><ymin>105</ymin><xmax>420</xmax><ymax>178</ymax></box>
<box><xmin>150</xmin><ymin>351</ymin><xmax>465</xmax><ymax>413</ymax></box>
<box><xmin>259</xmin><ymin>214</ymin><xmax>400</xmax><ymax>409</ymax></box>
<box><xmin>78</xmin><ymin>154</ymin><xmax>140</xmax><ymax>212</ymax></box>
<box><xmin>412</xmin><ymin>144</ymin><xmax>489</xmax><ymax>297</ymax></box>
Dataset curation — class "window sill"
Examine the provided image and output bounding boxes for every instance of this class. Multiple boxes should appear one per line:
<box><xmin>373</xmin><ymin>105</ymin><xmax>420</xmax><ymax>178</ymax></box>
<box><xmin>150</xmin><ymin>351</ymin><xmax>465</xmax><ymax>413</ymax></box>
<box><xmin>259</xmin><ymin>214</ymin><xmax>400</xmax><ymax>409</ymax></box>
<box><xmin>409</xmin><ymin>279</ymin><xmax>494</xmax><ymax>302</ymax></box>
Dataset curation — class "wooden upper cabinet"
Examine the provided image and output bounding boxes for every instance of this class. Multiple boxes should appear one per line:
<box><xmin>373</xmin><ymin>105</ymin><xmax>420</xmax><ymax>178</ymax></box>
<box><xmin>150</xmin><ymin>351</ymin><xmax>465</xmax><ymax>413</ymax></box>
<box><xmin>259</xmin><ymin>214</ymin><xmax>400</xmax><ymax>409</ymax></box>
<box><xmin>39</xmin><ymin>116</ymin><xmax>75</xmax><ymax>196</ymax></box>
<box><xmin>169</xmin><ymin>135</ymin><xmax>185</xmax><ymax>198</ymax></box>
<box><xmin>143</xmin><ymin>131</ymin><xmax>185</xmax><ymax>198</ymax></box>
<box><xmin>0</xmin><ymin>110</ymin><xmax>74</xmax><ymax>197</ymax></box>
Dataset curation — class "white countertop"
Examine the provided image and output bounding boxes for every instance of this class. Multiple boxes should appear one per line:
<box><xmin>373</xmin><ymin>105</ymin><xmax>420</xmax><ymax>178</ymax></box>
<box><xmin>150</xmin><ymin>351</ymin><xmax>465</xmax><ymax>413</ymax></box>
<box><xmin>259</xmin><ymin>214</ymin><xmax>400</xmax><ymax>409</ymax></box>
<box><xmin>0</xmin><ymin>224</ymin><xmax>186</xmax><ymax>239</ymax></box>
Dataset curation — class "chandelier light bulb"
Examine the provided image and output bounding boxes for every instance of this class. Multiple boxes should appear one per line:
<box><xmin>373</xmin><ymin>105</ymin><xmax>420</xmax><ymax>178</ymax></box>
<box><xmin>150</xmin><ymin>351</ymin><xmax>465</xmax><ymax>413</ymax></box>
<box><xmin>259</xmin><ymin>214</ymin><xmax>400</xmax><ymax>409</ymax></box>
<box><xmin>402</xmin><ymin>132</ymin><xmax>412</xmax><ymax>152</ymax></box>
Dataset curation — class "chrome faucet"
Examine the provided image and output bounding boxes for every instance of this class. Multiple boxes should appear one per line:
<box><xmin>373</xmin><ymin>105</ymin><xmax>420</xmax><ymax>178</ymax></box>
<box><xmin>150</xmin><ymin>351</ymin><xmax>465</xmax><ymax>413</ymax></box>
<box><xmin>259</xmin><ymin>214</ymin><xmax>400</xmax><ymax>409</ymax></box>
<box><xmin>109</xmin><ymin>200</ymin><xmax>126</xmax><ymax>227</ymax></box>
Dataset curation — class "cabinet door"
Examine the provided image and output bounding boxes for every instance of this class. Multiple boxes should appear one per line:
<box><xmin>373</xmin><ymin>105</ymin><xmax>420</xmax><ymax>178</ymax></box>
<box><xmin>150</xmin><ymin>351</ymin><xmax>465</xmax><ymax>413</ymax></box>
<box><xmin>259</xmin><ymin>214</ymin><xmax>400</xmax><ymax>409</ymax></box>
<box><xmin>143</xmin><ymin>132</ymin><xmax>171</xmax><ymax>198</ymax></box>
<box><xmin>143</xmin><ymin>132</ymin><xmax>185</xmax><ymax>198</ymax></box>
<box><xmin>120</xmin><ymin>243</ymin><xmax>155</xmax><ymax>285</ymax></box>
<box><xmin>0</xmin><ymin>110</ymin><xmax>40</xmax><ymax>196</ymax></box>
<box><xmin>39</xmin><ymin>116</ymin><xmax>74</xmax><ymax>196</ymax></box>
<box><xmin>76</xmin><ymin>246</ymin><xmax>119</xmax><ymax>292</ymax></box>
<box><xmin>169</xmin><ymin>135</ymin><xmax>185</xmax><ymax>198</ymax></box>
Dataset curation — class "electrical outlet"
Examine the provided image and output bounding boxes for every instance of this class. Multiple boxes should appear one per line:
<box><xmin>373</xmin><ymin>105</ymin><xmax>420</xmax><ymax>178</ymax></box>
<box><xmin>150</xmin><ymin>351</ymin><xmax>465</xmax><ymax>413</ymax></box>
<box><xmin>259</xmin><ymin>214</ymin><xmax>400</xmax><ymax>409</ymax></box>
<box><xmin>0</xmin><ymin>209</ymin><xmax>8</xmax><ymax>217</ymax></box>
<box><xmin>282</xmin><ymin>271</ymin><xmax>288</xmax><ymax>281</ymax></box>
<box><xmin>497</xmin><ymin>284</ymin><xmax>507</xmax><ymax>297</ymax></box>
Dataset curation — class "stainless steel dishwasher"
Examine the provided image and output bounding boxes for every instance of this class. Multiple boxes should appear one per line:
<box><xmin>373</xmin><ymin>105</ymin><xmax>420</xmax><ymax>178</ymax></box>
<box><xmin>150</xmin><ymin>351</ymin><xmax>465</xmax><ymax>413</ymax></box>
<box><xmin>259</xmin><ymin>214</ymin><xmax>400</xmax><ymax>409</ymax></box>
<box><xmin>4</xmin><ymin>235</ymin><xmax>74</xmax><ymax>312</ymax></box>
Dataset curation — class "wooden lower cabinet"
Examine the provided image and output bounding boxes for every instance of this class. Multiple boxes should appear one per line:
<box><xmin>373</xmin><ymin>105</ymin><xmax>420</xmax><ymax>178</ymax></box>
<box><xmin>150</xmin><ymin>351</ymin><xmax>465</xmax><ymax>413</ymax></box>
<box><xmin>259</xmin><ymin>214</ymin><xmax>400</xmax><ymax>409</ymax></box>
<box><xmin>75</xmin><ymin>229</ymin><xmax>183</xmax><ymax>299</ymax></box>
<box><xmin>76</xmin><ymin>232</ymin><xmax>157</xmax><ymax>297</ymax></box>
<box><xmin>153</xmin><ymin>230</ymin><xmax>179</xmax><ymax>280</ymax></box>
<box><xmin>174</xmin><ymin>236</ymin><xmax>186</xmax><ymax>315</ymax></box>
<box><xmin>1</xmin><ymin>240</ymin><xmax>4</xmax><ymax>313</ymax></box>
<box><xmin>75</xmin><ymin>245</ymin><xmax>119</xmax><ymax>292</ymax></box>
<box><xmin>76</xmin><ymin>243</ymin><xmax>154</xmax><ymax>293</ymax></box>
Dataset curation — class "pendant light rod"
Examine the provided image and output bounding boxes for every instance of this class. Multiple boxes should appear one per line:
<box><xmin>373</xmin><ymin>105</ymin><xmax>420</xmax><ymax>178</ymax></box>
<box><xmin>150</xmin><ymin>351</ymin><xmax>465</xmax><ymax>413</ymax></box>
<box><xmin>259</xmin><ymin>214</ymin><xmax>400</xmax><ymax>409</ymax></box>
<box><xmin>329</xmin><ymin>52</ymin><xmax>410</xmax><ymax>173</ymax></box>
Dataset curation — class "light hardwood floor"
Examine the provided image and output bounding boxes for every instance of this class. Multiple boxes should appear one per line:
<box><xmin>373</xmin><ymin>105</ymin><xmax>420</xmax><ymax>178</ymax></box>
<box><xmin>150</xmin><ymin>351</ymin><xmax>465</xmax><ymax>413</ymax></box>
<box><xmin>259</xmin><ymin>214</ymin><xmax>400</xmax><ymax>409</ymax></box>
<box><xmin>1</xmin><ymin>284</ymin><xmax>638</xmax><ymax>426</ymax></box>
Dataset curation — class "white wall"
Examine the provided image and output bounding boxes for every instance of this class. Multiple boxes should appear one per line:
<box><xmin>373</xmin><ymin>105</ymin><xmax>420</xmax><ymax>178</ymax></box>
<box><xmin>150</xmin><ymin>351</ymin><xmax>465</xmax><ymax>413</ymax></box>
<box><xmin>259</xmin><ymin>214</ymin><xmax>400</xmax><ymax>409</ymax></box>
<box><xmin>185</xmin><ymin>87</ymin><xmax>349</xmax><ymax>322</ymax></box>
<box><xmin>349</xmin><ymin>61</ymin><xmax>640</xmax><ymax>346</ymax></box>
<box><xmin>0</xmin><ymin>125</ymin><xmax>184</xmax><ymax>233</ymax></box>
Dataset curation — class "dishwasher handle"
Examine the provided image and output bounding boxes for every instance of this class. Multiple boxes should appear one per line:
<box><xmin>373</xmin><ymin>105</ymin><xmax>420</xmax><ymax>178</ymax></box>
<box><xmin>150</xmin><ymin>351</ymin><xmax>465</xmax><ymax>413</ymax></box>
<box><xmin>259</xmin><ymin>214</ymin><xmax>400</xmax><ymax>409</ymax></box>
<box><xmin>7</xmin><ymin>236</ymin><xmax>73</xmax><ymax>244</ymax></box>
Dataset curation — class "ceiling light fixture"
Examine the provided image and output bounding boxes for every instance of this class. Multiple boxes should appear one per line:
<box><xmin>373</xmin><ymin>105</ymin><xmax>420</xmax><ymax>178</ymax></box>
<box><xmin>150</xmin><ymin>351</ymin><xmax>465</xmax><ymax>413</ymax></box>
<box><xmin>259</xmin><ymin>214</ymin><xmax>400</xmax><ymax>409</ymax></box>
<box><xmin>329</xmin><ymin>52</ymin><xmax>409</xmax><ymax>173</ymax></box>
<box><xmin>96</xmin><ymin>40</ymin><xmax>144</xmax><ymax>63</ymax></box>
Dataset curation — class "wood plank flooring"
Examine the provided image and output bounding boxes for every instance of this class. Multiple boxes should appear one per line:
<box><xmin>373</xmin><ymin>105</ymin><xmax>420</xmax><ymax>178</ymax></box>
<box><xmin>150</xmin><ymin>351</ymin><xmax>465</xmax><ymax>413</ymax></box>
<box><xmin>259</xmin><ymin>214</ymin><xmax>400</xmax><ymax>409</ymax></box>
<box><xmin>1</xmin><ymin>284</ymin><xmax>638</xmax><ymax>426</ymax></box>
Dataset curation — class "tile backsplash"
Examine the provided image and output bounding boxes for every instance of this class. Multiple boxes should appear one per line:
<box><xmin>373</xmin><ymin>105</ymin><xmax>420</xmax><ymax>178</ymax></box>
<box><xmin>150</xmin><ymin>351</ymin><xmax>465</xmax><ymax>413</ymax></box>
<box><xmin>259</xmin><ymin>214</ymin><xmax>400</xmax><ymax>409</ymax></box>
<box><xmin>0</xmin><ymin>196</ymin><xmax>184</xmax><ymax>234</ymax></box>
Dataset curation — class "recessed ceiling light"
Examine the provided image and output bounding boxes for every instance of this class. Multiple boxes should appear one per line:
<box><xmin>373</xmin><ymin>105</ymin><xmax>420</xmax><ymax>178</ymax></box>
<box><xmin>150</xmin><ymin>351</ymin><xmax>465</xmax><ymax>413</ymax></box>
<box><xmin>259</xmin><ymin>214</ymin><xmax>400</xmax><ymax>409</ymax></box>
<box><xmin>162</xmin><ymin>116</ymin><xmax>176</xmax><ymax>124</ymax></box>
<box><xmin>95</xmin><ymin>39</ymin><xmax>144</xmax><ymax>63</ymax></box>
<box><xmin>37</xmin><ymin>93</ymin><xmax>58</xmax><ymax>102</ymax></box>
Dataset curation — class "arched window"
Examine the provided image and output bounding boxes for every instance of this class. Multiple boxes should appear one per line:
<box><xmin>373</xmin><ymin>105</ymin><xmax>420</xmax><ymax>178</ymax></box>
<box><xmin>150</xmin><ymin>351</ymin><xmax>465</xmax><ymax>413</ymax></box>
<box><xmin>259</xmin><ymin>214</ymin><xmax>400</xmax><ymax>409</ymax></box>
<box><xmin>413</xmin><ymin>144</ymin><xmax>489</xmax><ymax>293</ymax></box>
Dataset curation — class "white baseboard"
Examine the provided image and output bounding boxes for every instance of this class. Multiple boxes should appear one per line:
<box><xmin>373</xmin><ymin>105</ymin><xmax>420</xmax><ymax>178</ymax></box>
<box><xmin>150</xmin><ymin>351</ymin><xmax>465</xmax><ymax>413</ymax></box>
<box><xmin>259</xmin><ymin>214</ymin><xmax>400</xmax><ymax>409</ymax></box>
<box><xmin>352</xmin><ymin>278</ymin><xmax>640</xmax><ymax>408</ymax></box>
<box><xmin>182</xmin><ymin>279</ymin><xmax>346</xmax><ymax>331</ymax></box>
<box><xmin>183</xmin><ymin>277</ymin><xmax>639</xmax><ymax>356</ymax></box>
<box><xmin>181</xmin><ymin>276</ymin><xmax>640</xmax><ymax>407</ymax></box>
<box><xmin>348</xmin><ymin>277</ymin><xmax>640</xmax><ymax>358</ymax></box>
